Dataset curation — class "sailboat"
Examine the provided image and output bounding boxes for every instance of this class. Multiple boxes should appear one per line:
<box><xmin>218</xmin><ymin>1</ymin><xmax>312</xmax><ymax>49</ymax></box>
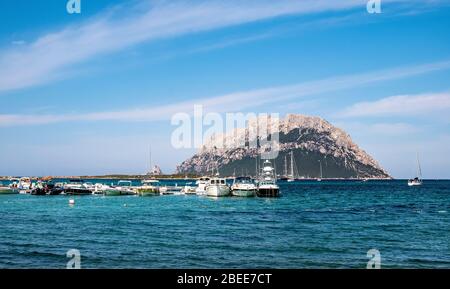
<box><xmin>317</xmin><ymin>160</ymin><xmax>323</xmax><ymax>182</ymax></box>
<box><xmin>287</xmin><ymin>151</ymin><xmax>298</xmax><ymax>182</ymax></box>
<box><xmin>408</xmin><ymin>153</ymin><xmax>423</xmax><ymax>186</ymax></box>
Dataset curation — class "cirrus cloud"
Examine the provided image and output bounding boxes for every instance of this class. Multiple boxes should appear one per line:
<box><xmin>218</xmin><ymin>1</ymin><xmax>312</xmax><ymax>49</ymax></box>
<box><xmin>0</xmin><ymin>0</ymin><xmax>427</xmax><ymax>93</ymax></box>
<box><xmin>337</xmin><ymin>92</ymin><xmax>450</xmax><ymax>118</ymax></box>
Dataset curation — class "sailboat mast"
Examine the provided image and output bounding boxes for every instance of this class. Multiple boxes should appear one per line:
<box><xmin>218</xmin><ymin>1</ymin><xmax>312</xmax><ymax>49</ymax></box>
<box><xmin>255</xmin><ymin>154</ymin><xmax>258</xmax><ymax>178</ymax></box>
<box><xmin>290</xmin><ymin>151</ymin><xmax>294</xmax><ymax>178</ymax></box>
<box><xmin>149</xmin><ymin>145</ymin><xmax>152</xmax><ymax>174</ymax></box>
<box><xmin>284</xmin><ymin>155</ymin><xmax>287</xmax><ymax>177</ymax></box>
<box><xmin>319</xmin><ymin>160</ymin><xmax>323</xmax><ymax>179</ymax></box>
<box><xmin>417</xmin><ymin>153</ymin><xmax>422</xmax><ymax>180</ymax></box>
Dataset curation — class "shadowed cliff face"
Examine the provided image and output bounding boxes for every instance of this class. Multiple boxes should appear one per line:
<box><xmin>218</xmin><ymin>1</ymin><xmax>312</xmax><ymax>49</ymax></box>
<box><xmin>176</xmin><ymin>114</ymin><xmax>391</xmax><ymax>179</ymax></box>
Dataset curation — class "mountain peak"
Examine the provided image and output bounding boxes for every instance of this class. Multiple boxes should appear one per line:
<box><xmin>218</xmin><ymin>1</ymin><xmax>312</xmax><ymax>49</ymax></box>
<box><xmin>178</xmin><ymin>114</ymin><xmax>390</xmax><ymax>179</ymax></box>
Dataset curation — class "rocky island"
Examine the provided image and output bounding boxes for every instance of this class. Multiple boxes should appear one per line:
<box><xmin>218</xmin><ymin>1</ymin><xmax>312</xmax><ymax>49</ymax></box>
<box><xmin>177</xmin><ymin>114</ymin><xmax>391</xmax><ymax>179</ymax></box>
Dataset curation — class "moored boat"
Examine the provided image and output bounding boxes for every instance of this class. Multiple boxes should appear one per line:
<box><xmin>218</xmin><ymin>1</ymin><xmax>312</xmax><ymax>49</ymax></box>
<box><xmin>195</xmin><ymin>177</ymin><xmax>210</xmax><ymax>195</ymax></box>
<box><xmin>0</xmin><ymin>182</ymin><xmax>19</xmax><ymax>194</ymax></box>
<box><xmin>183</xmin><ymin>183</ymin><xmax>197</xmax><ymax>195</ymax></box>
<box><xmin>408</xmin><ymin>177</ymin><xmax>422</xmax><ymax>186</ymax></box>
<box><xmin>136</xmin><ymin>180</ymin><xmax>160</xmax><ymax>196</ymax></box>
<box><xmin>231</xmin><ymin>177</ymin><xmax>257</xmax><ymax>197</ymax></box>
<box><xmin>47</xmin><ymin>182</ymin><xmax>64</xmax><ymax>195</ymax></box>
<box><xmin>408</xmin><ymin>153</ymin><xmax>423</xmax><ymax>186</ymax></box>
<box><xmin>206</xmin><ymin>177</ymin><xmax>230</xmax><ymax>197</ymax></box>
<box><xmin>92</xmin><ymin>183</ymin><xmax>108</xmax><ymax>195</ymax></box>
<box><xmin>104</xmin><ymin>180</ymin><xmax>136</xmax><ymax>196</ymax></box>
<box><xmin>257</xmin><ymin>160</ymin><xmax>280</xmax><ymax>198</ymax></box>
<box><xmin>317</xmin><ymin>160</ymin><xmax>323</xmax><ymax>182</ymax></box>
<box><xmin>18</xmin><ymin>177</ymin><xmax>32</xmax><ymax>194</ymax></box>
<box><xmin>287</xmin><ymin>151</ymin><xmax>300</xmax><ymax>182</ymax></box>
<box><xmin>64</xmin><ymin>179</ymin><xmax>93</xmax><ymax>195</ymax></box>
<box><xmin>30</xmin><ymin>181</ymin><xmax>47</xmax><ymax>195</ymax></box>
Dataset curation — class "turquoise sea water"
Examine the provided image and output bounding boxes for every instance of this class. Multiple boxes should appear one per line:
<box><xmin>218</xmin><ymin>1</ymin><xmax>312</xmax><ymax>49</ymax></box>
<box><xmin>0</xmin><ymin>180</ymin><xmax>449</xmax><ymax>268</ymax></box>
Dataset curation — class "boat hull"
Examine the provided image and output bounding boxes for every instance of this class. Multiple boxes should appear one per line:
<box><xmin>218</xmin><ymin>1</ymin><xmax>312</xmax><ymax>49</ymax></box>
<box><xmin>64</xmin><ymin>188</ymin><xmax>92</xmax><ymax>195</ymax></box>
<box><xmin>30</xmin><ymin>188</ymin><xmax>47</xmax><ymax>195</ymax></box>
<box><xmin>103</xmin><ymin>189</ymin><xmax>135</xmax><ymax>196</ymax></box>
<box><xmin>48</xmin><ymin>188</ymin><xmax>63</xmax><ymax>195</ymax></box>
<box><xmin>195</xmin><ymin>189</ymin><xmax>207</xmax><ymax>196</ymax></box>
<box><xmin>257</xmin><ymin>187</ymin><xmax>280</xmax><ymax>198</ymax></box>
<box><xmin>206</xmin><ymin>185</ymin><xmax>230</xmax><ymax>197</ymax></box>
<box><xmin>408</xmin><ymin>182</ymin><xmax>422</xmax><ymax>186</ymax></box>
<box><xmin>103</xmin><ymin>189</ymin><xmax>121</xmax><ymax>196</ymax></box>
<box><xmin>137</xmin><ymin>188</ymin><xmax>159</xmax><ymax>196</ymax></box>
<box><xmin>0</xmin><ymin>188</ymin><xmax>19</xmax><ymax>194</ymax></box>
<box><xmin>231</xmin><ymin>189</ymin><xmax>256</xmax><ymax>197</ymax></box>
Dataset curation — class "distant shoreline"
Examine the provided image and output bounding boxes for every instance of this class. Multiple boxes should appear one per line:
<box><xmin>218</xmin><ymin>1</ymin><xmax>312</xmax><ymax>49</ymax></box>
<box><xmin>0</xmin><ymin>175</ymin><xmax>414</xmax><ymax>181</ymax></box>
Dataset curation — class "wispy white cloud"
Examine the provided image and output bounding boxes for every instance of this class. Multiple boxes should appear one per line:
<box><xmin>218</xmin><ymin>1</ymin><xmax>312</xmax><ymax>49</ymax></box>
<box><xmin>1</xmin><ymin>60</ymin><xmax>450</xmax><ymax>127</ymax></box>
<box><xmin>337</xmin><ymin>92</ymin><xmax>450</xmax><ymax>118</ymax></box>
<box><xmin>0</xmin><ymin>0</ymin><xmax>423</xmax><ymax>92</ymax></box>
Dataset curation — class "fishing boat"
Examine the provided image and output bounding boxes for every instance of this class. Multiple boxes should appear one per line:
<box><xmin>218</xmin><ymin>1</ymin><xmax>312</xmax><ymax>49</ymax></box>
<box><xmin>195</xmin><ymin>177</ymin><xmax>210</xmax><ymax>195</ymax></box>
<box><xmin>257</xmin><ymin>160</ymin><xmax>280</xmax><ymax>197</ymax></box>
<box><xmin>136</xmin><ymin>180</ymin><xmax>160</xmax><ymax>196</ymax></box>
<box><xmin>64</xmin><ymin>179</ymin><xmax>93</xmax><ymax>195</ymax></box>
<box><xmin>231</xmin><ymin>177</ymin><xmax>257</xmax><ymax>197</ymax></box>
<box><xmin>104</xmin><ymin>180</ymin><xmax>136</xmax><ymax>196</ymax></box>
<box><xmin>206</xmin><ymin>177</ymin><xmax>230</xmax><ymax>197</ymax></box>
<box><xmin>408</xmin><ymin>153</ymin><xmax>423</xmax><ymax>186</ymax></box>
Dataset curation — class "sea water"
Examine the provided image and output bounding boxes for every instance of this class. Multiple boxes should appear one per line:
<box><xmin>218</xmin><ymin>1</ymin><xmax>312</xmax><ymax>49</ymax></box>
<box><xmin>0</xmin><ymin>180</ymin><xmax>449</xmax><ymax>268</ymax></box>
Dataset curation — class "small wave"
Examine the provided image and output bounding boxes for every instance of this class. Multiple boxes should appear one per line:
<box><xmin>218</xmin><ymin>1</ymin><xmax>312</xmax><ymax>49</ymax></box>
<box><xmin>437</xmin><ymin>210</ymin><xmax>447</xmax><ymax>214</ymax></box>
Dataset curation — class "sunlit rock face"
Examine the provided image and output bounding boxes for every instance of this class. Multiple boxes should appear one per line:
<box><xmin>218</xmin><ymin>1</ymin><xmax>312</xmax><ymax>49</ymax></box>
<box><xmin>177</xmin><ymin>114</ymin><xmax>390</xmax><ymax>179</ymax></box>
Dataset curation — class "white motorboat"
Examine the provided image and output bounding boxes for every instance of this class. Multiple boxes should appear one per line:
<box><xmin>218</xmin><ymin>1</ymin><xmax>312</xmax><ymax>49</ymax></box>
<box><xmin>64</xmin><ymin>179</ymin><xmax>92</xmax><ymax>195</ymax></box>
<box><xmin>160</xmin><ymin>184</ymin><xmax>183</xmax><ymax>195</ymax></box>
<box><xmin>18</xmin><ymin>177</ymin><xmax>32</xmax><ymax>194</ymax></box>
<box><xmin>231</xmin><ymin>177</ymin><xmax>257</xmax><ymax>197</ymax></box>
<box><xmin>183</xmin><ymin>182</ymin><xmax>197</xmax><ymax>195</ymax></box>
<box><xmin>104</xmin><ymin>180</ymin><xmax>136</xmax><ymax>196</ymax></box>
<box><xmin>195</xmin><ymin>177</ymin><xmax>210</xmax><ymax>195</ymax></box>
<box><xmin>206</xmin><ymin>178</ymin><xmax>230</xmax><ymax>197</ymax></box>
<box><xmin>92</xmin><ymin>183</ymin><xmax>111</xmax><ymax>195</ymax></box>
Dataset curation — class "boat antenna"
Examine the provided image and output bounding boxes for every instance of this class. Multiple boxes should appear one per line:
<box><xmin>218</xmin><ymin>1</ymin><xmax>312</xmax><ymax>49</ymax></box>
<box><xmin>417</xmin><ymin>152</ymin><xmax>422</xmax><ymax>180</ymax></box>
<box><xmin>149</xmin><ymin>144</ymin><xmax>152</xmax><ymax>174</ymax></box>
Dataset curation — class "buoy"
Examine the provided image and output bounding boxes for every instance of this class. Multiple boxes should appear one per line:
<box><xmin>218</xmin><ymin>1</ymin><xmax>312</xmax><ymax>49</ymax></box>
<box><xmin>69</xmin><ymin>199</ymin><xmax>75</xmax><ymax>205</ymax></box>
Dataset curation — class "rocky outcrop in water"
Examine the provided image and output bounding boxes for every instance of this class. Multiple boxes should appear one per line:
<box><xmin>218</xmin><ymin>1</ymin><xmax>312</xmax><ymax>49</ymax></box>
<box><xmin>176</xmin><ymin>114</ymin><xmax>390</xmax><ymax>179</ymax></box>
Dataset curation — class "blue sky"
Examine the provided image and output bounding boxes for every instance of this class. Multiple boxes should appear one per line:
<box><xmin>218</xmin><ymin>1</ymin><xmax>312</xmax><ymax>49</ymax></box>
<box><xmin>0</xmin><ymin>0</ymin><xmax>450</xmax><ymax>178</ymax></box>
